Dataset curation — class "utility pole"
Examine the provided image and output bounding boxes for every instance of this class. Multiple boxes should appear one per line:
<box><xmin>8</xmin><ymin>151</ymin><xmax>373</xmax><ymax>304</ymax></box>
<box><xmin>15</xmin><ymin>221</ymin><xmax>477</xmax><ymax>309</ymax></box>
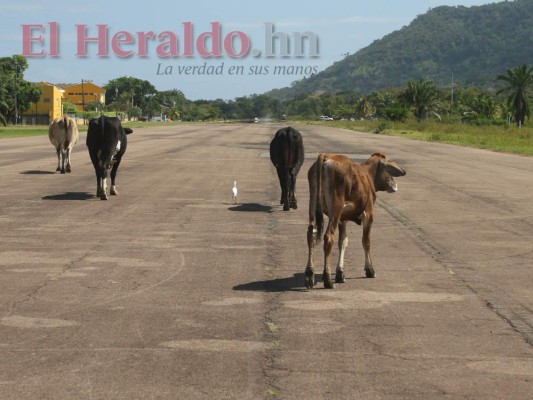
<box><xmin>14</xmin><ymin>62</ymin><xmax>19</xmax><ymax>125</ymax></box>
<box><xmin>81</xmin><ymin>78</ymin><xmax>92</xmax><ymax>124</ymax></box>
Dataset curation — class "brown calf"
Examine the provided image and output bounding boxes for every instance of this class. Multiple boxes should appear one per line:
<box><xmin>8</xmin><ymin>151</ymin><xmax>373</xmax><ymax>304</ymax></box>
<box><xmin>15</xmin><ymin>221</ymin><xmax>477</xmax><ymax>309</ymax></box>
<box><xmin>305</xmin><ymin>153</ymin><xmax>406</xmax><ymax>289</ymax></box>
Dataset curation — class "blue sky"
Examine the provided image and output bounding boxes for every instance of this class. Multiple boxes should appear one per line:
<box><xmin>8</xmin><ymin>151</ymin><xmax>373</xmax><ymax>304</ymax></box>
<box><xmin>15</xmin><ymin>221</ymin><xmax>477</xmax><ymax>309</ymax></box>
<box><xmin>1</xmin><ymin>0</ymin><xmax>499</xmax><ymax>100</ymax></box>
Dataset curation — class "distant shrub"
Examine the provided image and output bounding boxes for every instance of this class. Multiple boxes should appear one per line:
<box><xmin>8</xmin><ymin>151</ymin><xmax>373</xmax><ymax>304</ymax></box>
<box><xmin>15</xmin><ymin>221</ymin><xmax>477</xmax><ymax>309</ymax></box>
<box><xmin>380</xmin><ymin>105</ymin><xmax>410</xmax><ymax>122</ymax></box>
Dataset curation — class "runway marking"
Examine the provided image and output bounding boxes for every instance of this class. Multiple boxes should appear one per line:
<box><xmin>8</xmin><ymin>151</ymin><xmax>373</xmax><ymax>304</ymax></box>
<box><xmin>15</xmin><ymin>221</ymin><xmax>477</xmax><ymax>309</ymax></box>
<box><xmin>467</xmin><ymin>359</ymin><xmax>533</xmax><ymax>376</ymax></box>
<box><xmin>1</xmin><ymin>315</ymin><xmax>79</xmax><ymax>329</ymax></box>
<box><xmin>94</xmin><ymin>252</ymin><xmax>185</xmax><ymax>306</ymax></box>
<box><xmin>203</xmin><ymin>297</ymin><xmax>261</xmax><ymax>306</ymax></box>
<box><xmin>159</xmin><ymin>339</ymin><xmax>269</xmax><ymax>352</ymax></box>
<box><xmin>211</xmin><ymin>245</ymin><xmax>263</xmax><ymax>250</ymax></box>
<box><xmin>284</xmin><ymin>290</ymin><xmax>464</xmax><ymax>311</ymax></box>
<box><xmin>0</xmin><ymin>251</ymin><xmax>66</xmax><ymax>266</ymax></box>
<box><xmin>7</xmin><ymin>266</ymin><xmax>100</xmax><ymax>278</ymax></box>
<box><xmin>85</xmin><ymin>256</ymin><xmax>160</xmax><ymax>268</ymax></box>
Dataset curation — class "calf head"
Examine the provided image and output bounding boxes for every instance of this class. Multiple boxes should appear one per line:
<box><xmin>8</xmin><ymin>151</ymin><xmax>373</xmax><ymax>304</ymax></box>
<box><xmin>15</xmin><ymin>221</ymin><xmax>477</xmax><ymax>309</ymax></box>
<box><xmin>370</xmin><ymin>153</ymin><xmax>406</xmax><ymax>193</ymax></box>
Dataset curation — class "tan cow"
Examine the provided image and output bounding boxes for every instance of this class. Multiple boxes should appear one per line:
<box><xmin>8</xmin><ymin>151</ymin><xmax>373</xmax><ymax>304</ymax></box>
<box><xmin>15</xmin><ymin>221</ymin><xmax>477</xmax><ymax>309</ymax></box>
<box><xmin>48</xmin><ymin>116</ymin><xmax>79</xmax><ymax>173</ymax></box>
<box><xmin>305</xmin><ymin>152</ymin><xmax>406</xmax><ymax>289</ymax></box>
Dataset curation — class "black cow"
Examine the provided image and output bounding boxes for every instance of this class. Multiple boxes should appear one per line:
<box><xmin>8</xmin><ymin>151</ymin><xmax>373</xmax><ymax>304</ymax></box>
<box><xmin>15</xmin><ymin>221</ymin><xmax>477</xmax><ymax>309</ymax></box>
<box><xmin>86</xmin><ymin>116</ymin><xmax>133</xmax><ymax>200</ymax></box>
<box><xmin>269</xmin><ymin>127</ymin><xmax>305</xmax><ymax>211</ymax></box>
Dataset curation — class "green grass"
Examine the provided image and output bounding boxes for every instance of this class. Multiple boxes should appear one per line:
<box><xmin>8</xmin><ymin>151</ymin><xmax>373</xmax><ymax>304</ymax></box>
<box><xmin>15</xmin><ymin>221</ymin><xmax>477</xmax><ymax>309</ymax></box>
<box><xmin>308</xmin><ymin>119</ymin><xmax>533</xmax><ymax>156</ymax></box>
<box><xmin>0</xmin><ymin>120</ymin><xmax>186</xmax><ymax>139</ymax></box>
<box><xmin>0</xmin><ymin>126</ymin><xmax>49</xmax><ymax>138</ymax></box>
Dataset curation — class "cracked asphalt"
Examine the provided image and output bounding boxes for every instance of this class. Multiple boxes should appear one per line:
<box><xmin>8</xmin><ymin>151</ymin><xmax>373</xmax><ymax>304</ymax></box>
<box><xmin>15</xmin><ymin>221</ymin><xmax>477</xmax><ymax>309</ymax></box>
<box><xmin>1</xmin><ymin>123</ymin><xmax>532</xmax><ymax>399</ymax></box>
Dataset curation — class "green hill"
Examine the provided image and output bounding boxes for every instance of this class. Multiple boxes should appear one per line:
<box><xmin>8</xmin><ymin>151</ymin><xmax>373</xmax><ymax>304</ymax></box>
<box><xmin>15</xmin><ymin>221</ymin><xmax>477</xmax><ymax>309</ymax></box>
<box><xmin>268</xmin><ymin>0</ymin><xmax>533</xmax><ymax>99</ymax></box>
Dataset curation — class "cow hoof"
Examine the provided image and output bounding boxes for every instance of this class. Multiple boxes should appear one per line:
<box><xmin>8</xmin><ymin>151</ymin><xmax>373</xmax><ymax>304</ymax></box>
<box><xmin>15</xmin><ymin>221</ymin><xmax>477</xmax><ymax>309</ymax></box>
<box><xmin>66</xmin><ymin>167</ymin><xmax>71</xmax><ymax>173</ymax></box>
<box><xmin>60</xmin><ymin>170</ymin><xmax>66</xmax><ymax>174</ymax></box>
<box><xmin>304</xmin><ymin>276</ymin><xmax>315</xmax><ymax>289</ymax></box>
<box><xmin>365</xmin><ymin>269</ymin><xmax>375</xmax><ymax>278</ymax></box>
<box><xmin>283</xmin><ymin>203</ymin><xmax>290</xmax><ymax>211</ymax></box>
<box><xmin>56</xmin><ymin>167</ymin><xmax>61</xmax><ymax>172</ymax></box>
<box><xmin>335</xmin><ymin>273</ymin><xmax>346</xmax><ymax>283</ymax></box>
<box><xmin>110</xmin><ymin>187</ymin><xmax>118</xmax><ymax>196</ymax></box>
<box><xmin>323</xmin><ymin>281</ymin><xmax>335</xmax><ymax>289</ymax></box>
<box><xmin>100</xmin><ymin>194</ymin><xmax>108</xmax><ymax>200</ymax></box>
<box><xmin>290</xmin><ymin>203</ymin><xmax>298</xmax><ymax>210</ymax></box>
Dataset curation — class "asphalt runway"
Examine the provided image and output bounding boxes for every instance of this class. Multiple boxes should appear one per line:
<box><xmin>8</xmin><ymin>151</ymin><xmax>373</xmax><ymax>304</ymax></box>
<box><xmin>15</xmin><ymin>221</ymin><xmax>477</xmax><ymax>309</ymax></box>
<box><xmin>1</xmin><ymin>123</ymin><xmax>532</xmax><ymax>399</ymax></box>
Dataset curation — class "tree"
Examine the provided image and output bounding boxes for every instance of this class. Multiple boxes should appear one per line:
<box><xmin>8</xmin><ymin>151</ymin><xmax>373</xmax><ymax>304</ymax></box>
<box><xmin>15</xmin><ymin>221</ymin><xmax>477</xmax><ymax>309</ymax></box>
<box><xmin>104</xmin><ymin>77</ymin><xmax>156</xmax><ymax>108</ymax></box>
<box><xmin>496</xmin><ymin>64</ymin><xmax>533</xmax><ymax>127</ymax></box>
<box><xmin>0</xmin><ymin>55</ymin><xmax>41</xmax><ymax>123</ymax></box>
<box><xmin>62</xmin><ymin>99</ymin><xmax>78</xmax><ymax>115</ymax></box>
<box><xmin>400</xmin><ymin>79</ymin><xmax>440</xmax><ymax>121</ymax></box>
<box><xmin>355</xmin><ymin>96</ymin><xmax>375</xmax><ymax>118</ymax></box>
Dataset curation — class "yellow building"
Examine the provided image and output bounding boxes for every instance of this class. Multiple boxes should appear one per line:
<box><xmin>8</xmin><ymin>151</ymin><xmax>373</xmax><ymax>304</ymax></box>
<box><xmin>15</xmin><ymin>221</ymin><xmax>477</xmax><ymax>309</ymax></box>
<box><xmin>23</xmin><ymin>81</ymin><xmax>106</xmax><ymax>124</ymax></box>
<box><xmin>59</xmin><ymin>81</ymin><xmax>106</xmax><ymax>112</ymax></box>
<box><xmin>22</xmin><ymin>82</ymin><xmax>63</xmax><ymax>124</ymax></box>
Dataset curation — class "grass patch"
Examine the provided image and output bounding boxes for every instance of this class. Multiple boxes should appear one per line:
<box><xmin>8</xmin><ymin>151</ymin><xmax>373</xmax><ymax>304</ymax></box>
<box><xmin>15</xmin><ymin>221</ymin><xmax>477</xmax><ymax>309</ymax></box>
<box><xmin>0</xmin><ymin>126</ymin><xmax>49</xmax><ymax>138</ymax></box>
<box><xmin>307</xmin><ymin>119</ymin><xmax>533</xmax><ymax>155</ymax></box>
<box><xmin>0</xmin><ymin>120</ymin><xmax>191</xmax><ymax>139</ymax></box>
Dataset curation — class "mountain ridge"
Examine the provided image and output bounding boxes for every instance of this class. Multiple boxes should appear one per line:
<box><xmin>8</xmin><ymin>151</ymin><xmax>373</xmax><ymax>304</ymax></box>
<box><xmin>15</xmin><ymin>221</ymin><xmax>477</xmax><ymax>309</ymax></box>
<box><xmin>267</xmin><ymin>0</ymin><xmax>533</xmax><ymax>99</ymax></box>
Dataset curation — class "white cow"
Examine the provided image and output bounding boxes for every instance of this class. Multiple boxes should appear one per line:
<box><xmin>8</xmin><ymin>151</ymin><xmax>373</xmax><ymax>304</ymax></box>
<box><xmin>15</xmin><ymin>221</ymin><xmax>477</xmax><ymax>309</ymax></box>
<box><xmin>48</xmin><ymin>116</ymin><xmax>79</xmax><ymax>173</ymax></box>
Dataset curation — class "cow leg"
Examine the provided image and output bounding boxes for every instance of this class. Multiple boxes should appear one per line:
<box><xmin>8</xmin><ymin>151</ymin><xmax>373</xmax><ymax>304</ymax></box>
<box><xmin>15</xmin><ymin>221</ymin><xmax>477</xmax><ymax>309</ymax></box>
<box><xmin>361</xmin><ymin>212</ymin><xmax>375</xmax><ymax>278</ymax></box>
<box><xmin>65</xmin><ymin>147</ymin><xmax>72</xmax><ymax>173</ymax></box>
<box><xmin>289</xmin><ymin>171</ymin><xmax>298</xmax><ymax>209</ymax></box>
<box><xmin>96</xmin><ymin>166</ymin><xmax>109</xmax><ymax>200</ymax></box>
<box><xmin>276</xmin><ymin>167</ymin><xmax>290</xmax><ymax>210</ymax></box>
<box><xmin>100</xmin><ymin>175</ymin><xmax>109</xmax><ymax>200</ymax></box>
<box><xmin>96</xmin><ymin>175</ymin><xmax>103</xmax><ymax>198</ymax></box>
<box><xmin>305</xmin><ymin>224</ymin><xmax>317</xmax><ymax>289</ymax></box>
<box><xmin>322</xmin><ymin>208</ymin><xmax>342</xmax><ymax>289</ymax></box>
<box><xmin>55</xmin><ymin>147</ymin><xmax>61</xmax><ymax>172</ymax></box>
<box><xmin>109</xmin><ymin>158</ymin><xmax>121</xmax><ymax>196</ymax></box>
<box><xmin>322</xmin><ymin>222</ymin><xmax>337</xmax><ymax>289</ymax></box>
<box><xmin>60</xmin><ymin>151</ymin><xmax>66</xmax><ymax>174</ymax></box>
<box><xmin>335</xmin><ymin>221</ymin><xmax>348</xmax><ymax>283</ymax></box>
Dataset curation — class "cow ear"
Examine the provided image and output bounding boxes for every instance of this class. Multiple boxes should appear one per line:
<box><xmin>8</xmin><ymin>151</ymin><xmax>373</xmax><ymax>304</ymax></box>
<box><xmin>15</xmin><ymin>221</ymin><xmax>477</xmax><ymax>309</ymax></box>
<box><xmin>124</xmin><ymin>128</ymin><xmax>133</xmax><ymax>135</ymax></box>
<box><xmin>384</xmin><ymin>161</ymin><xmax>406</xmax><ymax>177</ymax></box>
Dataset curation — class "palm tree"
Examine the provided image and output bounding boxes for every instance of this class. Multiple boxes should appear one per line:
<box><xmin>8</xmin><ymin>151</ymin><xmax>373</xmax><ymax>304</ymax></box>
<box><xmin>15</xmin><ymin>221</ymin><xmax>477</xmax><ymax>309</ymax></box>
<box><xmin>355</xmin><ymin>96</ymin><xmax>374</xmax><ymax>118</ymax></box>
<box><xmin>400</xmin><ymin>79</ymin><xmax>440</xmax><ymax>121</ymax></box>
<box><xmin>497</xmin><ymin>64</ymin><xmax>533</xmax><ymax>127</ymax></box>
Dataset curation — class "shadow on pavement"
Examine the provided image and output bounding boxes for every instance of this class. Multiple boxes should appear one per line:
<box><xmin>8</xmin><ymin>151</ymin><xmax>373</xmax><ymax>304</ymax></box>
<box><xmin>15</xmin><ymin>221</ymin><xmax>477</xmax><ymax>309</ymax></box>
<box><xmin>233</xmin><ymin>273</ymin><xmax>307</xmax><ymax>292</ymax></box>
<box><xmin>228</xmin><ymin>203</ymin><xmax>272</xmax><ymax>213</ymax></box>
<box><xmin>42</xmin><ymin>192</ymin><xmax>94</xmax><ymax>201</ymax></box>
<box><xmin>21</xmin><ymin>170</ymin><xmax>56</xmax><ymax>175</ymax></box>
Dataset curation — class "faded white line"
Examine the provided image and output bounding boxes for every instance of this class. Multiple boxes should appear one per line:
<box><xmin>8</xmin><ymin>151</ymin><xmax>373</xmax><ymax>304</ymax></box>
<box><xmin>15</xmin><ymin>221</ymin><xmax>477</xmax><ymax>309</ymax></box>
<box><xmin>1</xmin><ymin>316</ymin><xmax>79</xmax><ymax>329</ymax></box>
<box><xmin>94</xmin><ymin>252</ymin><xmax>186</xmax><ymax>306</ymax></box>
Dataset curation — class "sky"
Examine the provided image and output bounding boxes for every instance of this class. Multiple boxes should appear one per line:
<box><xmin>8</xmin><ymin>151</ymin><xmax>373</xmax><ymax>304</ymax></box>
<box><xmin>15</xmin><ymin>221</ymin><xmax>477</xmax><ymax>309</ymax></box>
<box><xmin>1</xmin><ymin>0</ymin><xmax>501</xmax><ymax>100</ymax></box>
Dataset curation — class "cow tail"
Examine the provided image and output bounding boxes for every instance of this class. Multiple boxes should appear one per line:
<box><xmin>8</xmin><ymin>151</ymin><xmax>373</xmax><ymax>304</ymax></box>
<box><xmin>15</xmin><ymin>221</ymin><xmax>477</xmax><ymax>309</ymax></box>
<box><xmin>315</xmin><ymin>154</ymin><xmax>325</xmax><ymax>241</ymax></box>
<box><xmin>62</xmin><ymin>116</ymin><xmax>70</xmax><ymax>150</ymax></box>
<box><xmin>285</xmin><ymin>128</ymin><xmax>293</xmax><ymax>169</ymax></box>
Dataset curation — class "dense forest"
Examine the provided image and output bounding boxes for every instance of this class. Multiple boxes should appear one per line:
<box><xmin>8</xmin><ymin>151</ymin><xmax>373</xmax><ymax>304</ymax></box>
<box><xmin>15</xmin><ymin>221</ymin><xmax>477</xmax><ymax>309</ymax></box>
<box><xmin>267</xmin><ymin>0</ymin><xmax>533</xmax><ymax>100</ymax></box>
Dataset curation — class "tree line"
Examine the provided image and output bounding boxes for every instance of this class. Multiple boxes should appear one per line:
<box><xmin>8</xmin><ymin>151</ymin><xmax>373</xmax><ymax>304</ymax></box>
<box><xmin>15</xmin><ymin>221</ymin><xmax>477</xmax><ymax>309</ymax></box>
<box><xmin>1</xmin><ymin>54</ymin><xmax>532</xmax><ymax>127</ymax></box>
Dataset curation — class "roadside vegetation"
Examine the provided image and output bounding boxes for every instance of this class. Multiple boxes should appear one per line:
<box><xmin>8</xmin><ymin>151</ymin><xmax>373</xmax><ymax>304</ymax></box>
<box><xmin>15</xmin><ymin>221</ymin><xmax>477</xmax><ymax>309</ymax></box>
<box><xmin>1</xmin><ymin>54</ymin><xmax>532</xmax><ymax>155</ymax></box>
<box><xmin>311</xmin><ymin>119</ymin><xmax>533</xmax><ymax>155</ymax></box>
